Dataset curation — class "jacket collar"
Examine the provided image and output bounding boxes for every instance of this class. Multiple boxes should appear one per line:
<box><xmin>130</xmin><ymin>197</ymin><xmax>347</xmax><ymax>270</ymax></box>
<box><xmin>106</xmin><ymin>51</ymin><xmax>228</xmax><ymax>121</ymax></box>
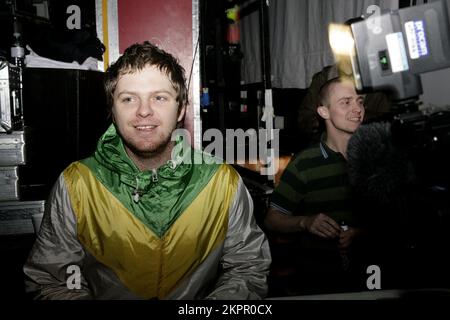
<box><xmin>93</xmin><ymin>124</ymin><xmax>192</xmax><ymax>199</ymax></box>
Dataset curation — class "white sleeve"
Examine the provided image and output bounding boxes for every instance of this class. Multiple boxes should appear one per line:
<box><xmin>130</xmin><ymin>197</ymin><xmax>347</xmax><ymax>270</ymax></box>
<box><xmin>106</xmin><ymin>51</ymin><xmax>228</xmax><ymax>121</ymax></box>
<box><xmin>23</xmin><ymin>174</ymin><xmax>92</xmax><ymax>300</ymax></box>
<box><xmin>206</xmin><ymin>177</ymin><xmax>271</xmax><ymax>299</ymax></box>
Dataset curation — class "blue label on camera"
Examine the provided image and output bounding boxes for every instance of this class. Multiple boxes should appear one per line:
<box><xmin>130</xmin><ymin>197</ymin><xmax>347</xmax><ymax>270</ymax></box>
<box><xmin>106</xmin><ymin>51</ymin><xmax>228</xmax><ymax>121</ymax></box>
<box><xmin>405</xmin><ymin>20</ymin><xmax>429</xmax><ymax>59</ymax></box>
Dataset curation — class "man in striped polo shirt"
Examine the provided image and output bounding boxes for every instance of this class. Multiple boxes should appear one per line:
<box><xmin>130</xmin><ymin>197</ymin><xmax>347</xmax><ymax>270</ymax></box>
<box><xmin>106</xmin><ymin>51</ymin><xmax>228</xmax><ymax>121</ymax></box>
<box><xmin>265</xmin><ymin>76</ymin><xmax>365</xmax><ymax>296</ymax></box>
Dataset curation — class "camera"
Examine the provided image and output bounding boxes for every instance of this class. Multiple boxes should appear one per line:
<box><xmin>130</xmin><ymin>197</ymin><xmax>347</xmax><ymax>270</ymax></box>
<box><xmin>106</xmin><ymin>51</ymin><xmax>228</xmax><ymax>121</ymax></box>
<box><xmin>329</xmin><ymin>0</ymin><xmax>450</xmax><ymax>102</ymax></box>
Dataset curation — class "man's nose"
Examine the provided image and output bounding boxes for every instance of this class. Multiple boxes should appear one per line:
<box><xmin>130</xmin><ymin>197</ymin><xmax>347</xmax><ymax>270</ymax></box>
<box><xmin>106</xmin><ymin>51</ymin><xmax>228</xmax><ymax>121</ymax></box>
<box><xmin>137</xmin><ymin>100</ymin><xmax>154</xmax><ymax>117</ymax></box>
<box><xmin>352</xmin><ymin>102</ymin><xmax>363</xmax><ymax>113</ymax></box>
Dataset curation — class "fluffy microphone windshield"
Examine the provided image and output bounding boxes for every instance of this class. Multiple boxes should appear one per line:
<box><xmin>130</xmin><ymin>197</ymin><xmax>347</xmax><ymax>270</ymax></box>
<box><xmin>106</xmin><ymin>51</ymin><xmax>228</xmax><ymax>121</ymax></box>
<box><xmin>347</xmin><ymin>122</ymin><xmax>416</xmax><ymax>205</ymax></box>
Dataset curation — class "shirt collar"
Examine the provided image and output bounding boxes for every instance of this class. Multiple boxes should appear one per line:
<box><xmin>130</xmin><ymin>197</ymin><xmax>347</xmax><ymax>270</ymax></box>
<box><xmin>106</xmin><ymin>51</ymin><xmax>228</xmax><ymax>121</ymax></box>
<box><xmin>319</xmin><ymin>132</ymin><xmax>346</xmax><ymax>161</ymax></box>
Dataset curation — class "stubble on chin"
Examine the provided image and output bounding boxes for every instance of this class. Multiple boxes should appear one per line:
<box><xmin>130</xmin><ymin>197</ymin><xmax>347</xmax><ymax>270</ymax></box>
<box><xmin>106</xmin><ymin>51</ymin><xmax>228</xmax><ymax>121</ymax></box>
<box><xmin>123</xmin><ymin>134</ymin><xmax>175</xmax><ymax>159</ymax></box>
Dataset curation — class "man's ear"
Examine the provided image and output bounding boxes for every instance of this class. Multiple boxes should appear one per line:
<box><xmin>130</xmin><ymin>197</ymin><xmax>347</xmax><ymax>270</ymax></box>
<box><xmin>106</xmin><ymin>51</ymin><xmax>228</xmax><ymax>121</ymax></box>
<box><xmin>317</xmin><ymin>105</ymin><xmax>329</xmax><ymax>120</ymax></box>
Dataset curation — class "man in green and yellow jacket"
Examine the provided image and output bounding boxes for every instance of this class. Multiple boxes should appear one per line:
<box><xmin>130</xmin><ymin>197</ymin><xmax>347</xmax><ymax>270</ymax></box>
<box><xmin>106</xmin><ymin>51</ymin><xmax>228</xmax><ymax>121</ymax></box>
<box><xmin>24</xmin><ymin>41</ymin><xmax>270</xmax><ymax>300</ymax></box>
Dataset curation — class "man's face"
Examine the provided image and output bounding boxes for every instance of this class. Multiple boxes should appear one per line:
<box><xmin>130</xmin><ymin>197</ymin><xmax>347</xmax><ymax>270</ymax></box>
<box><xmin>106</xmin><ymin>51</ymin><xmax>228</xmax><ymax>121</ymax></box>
<box><xmin>112</xmin><ymin>65</ymin><xmax>185</xmax><ymax>159</ymax></box>
<box><xmin>319</xmin><ymin>80</ymin><xmax>365</xmax><ymax>135</ymax></box>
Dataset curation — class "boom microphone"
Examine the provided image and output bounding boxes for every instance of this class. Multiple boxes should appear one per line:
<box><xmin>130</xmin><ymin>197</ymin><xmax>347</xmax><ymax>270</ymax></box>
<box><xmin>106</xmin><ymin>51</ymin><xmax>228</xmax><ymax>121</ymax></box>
<box><xmin>347</xmin><ymin>122</ymin><xmax>416</xmax><ymax>206</ymax></box>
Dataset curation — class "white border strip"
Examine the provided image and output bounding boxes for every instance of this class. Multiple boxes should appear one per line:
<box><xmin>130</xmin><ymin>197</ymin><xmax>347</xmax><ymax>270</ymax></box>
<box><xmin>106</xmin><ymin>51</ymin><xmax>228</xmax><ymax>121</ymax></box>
<box><xmin>95</xmin><ymin>0</ymin><xmax>104</xmax><ymax>71</ymax></box>
<box><xmin>95</xmin><ymin>0</ymin><xmax>119</xmax><ymax>71</ymax></box>
<box><xmin>108</xmin><ymin>0</ymin><xmax>120</xmax><ymax>65</ymax></box>
<box><xmin>192</xmin><ymin>0</ymin><xmax>201</xmax><ymax>150</ymax></box>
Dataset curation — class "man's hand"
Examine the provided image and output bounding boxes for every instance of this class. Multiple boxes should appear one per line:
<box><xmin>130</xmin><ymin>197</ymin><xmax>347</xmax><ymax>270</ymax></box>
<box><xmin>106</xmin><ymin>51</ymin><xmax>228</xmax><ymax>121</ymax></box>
<box><xmin>300</xmin><ymin>213</ymin><xmax>341</xmax><ymax>239</ymax></box>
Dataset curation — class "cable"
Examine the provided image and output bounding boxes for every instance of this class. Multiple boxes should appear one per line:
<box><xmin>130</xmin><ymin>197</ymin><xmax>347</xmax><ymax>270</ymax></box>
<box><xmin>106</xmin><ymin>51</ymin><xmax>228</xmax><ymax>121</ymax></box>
<box><xmin>187</xmin><ymin>34</ymin><xmax>200</xmax><ymax>94</ymax></box>
<box><xmin>187</xmin><ymin>0</ymin><xmax>206</xmax><ymax>94</ymax></box>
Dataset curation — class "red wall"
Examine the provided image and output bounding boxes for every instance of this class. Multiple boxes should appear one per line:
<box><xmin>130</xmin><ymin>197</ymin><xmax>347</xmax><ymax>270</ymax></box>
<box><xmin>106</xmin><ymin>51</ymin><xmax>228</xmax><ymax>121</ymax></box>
<box><xmin>117</xmin><ymin>0</ymin><xmax>194</xmax><ymax>137</ymax></box>
<box><xmin>118</xmin><ymin>0</ymin><xmax>192</xmax><ymax>68</ymax></box>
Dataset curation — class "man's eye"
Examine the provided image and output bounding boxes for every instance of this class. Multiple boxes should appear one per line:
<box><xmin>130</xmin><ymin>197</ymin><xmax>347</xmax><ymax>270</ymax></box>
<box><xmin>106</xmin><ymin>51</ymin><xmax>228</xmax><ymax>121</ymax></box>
<box><xmin>121</xmin><ymin>97</ymin><xmax>135</xmax><ymax>103</ymax></box>
<box><xmin>155</xmin><ymin>96</ymin><xmax>167</xmax><ymax>102</ymax></box>
<box><xmin>153</xmin><ymin>95</ymin><xmax>169</xmax><ymax>103</ymax></box>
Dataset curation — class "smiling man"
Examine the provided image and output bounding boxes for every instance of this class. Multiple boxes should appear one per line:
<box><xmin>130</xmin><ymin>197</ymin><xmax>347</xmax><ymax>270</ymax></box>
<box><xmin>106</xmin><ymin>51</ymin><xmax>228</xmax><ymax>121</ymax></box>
<box><xmin>264</xmin><ymin>76</ymin><xmax>366</xmax><ymax>296</ymax></box>
<box><xmin>23</xmin><ymin>41</ymin><xmax>270</xmax><ymax>300</ymax></box>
